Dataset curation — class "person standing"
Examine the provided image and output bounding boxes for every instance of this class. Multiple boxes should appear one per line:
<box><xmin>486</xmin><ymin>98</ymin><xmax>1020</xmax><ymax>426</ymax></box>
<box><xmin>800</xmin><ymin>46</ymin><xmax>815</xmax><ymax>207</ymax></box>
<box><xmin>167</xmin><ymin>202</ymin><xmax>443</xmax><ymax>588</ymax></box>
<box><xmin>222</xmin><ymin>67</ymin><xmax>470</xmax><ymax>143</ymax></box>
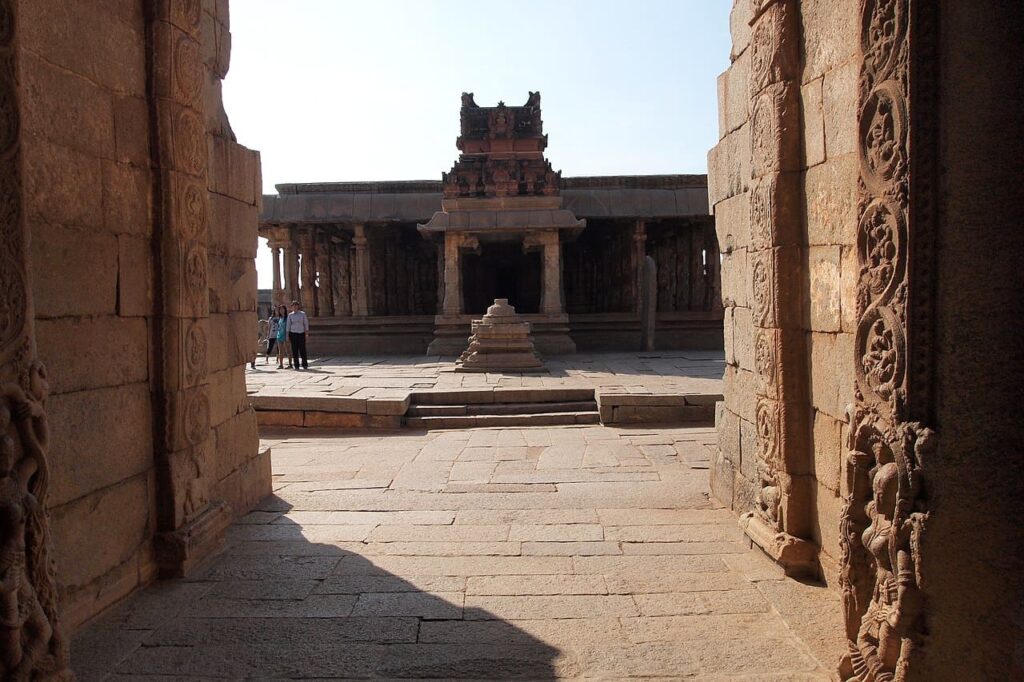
<box><xmin>287</xmin><ymin>300</ymin><xmax>309</xmax><ymax>370</ymax></box>
<box><xmin>274</xmin><ymin>305</ymin><xmax>291</xmax><ymax>369</ymax></box>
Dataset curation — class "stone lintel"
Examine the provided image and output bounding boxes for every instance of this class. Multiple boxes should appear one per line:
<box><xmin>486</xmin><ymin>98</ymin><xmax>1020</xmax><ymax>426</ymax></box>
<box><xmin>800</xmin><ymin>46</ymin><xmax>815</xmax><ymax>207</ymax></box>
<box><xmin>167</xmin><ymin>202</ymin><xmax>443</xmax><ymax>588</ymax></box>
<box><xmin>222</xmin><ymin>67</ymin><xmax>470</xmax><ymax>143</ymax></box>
<box><xmin>738</xmin><ymin>512</ymin><xmax>818</xmax><ymax>579</ymax></box>
<box><xmin>418</xmin><ymin>209</ymin><xmax>586</xmax><ymax>235</ymax></box>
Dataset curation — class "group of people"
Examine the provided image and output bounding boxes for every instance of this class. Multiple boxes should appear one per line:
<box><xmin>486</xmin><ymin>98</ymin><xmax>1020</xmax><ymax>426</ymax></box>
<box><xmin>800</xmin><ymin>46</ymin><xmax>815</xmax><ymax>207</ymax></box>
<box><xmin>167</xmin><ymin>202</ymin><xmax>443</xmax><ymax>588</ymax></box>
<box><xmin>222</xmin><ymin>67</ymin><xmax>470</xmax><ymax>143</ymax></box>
<box><xmin>255</xmin><ymin>300</ymin><xmax>310</xmax><ymax>370</ymax></box>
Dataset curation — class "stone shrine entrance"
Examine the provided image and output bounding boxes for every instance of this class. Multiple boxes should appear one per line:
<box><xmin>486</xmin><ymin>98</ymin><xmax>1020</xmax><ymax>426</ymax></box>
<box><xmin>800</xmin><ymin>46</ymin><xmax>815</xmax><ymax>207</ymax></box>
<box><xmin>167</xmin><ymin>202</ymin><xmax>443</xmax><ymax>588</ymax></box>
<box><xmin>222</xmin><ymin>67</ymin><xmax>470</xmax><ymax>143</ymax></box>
<box><xmin>463</xmin><ymin>243</ymin><xmax>542</xmax><ymax>314</ymax></box>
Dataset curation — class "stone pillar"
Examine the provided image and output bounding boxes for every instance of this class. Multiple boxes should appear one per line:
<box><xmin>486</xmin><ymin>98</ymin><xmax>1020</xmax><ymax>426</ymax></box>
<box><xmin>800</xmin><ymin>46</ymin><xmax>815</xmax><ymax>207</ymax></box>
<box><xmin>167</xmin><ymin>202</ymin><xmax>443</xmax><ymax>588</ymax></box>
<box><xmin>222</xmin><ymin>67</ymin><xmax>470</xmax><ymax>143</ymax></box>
<box><xmin>270</xmin><ymin>244</ymin><xmax>283</xmax><ymax>304</ymax></box>
<box><xmin>284</xmin><ymin>241</ymin><xmax>300</xmax><ymax>304</ymax></box>
<box><xmin>640</xmin><ymin>256</ymin><xmax>657</xmax><ymax>351</ymax></box>
<box><xmin>540</xmin><ymin>230</ymin><xmax>563</xmax><ymax>315</ymax></box>
<box><xmin>632</xmin><ymin>219</ymin><xmax>647</xmax><ymax>313</ymax></box>
<box><xmin>351</xmin><ymin>224</ymin><xmax>370</xmax><ymax>316</ymax></box>
<box><xmin>331</xmin><ymin>235</ymin><xmax>352</xmax><ymax>316</ymax></box>
<box><xmin>148</xmin><ymin>1</ymin><xmax>230</xmax><ymax>578</ymax></box>
<box><xmin>441</xmin><ymin>232</ymin><xmax>465</xmax><ymax>315</ymax></box>
<box><xmin>738</xmin><ymin>0</ymin><xmax>815</xmax><ymax>575</ymax></box>
<box><xmin>316</xmin><ymin>235</ymin><xmax>334</xmax><ymax>317</ymax></box>
<box><xmin>299</xmin><ymin>230</ymin><xmax>316</xmax><ymax>313</ymax></box>
<box><xmin>0</xmin><ymin>4</ymin><xmax>72</xmax><ymax>672</ymax></box>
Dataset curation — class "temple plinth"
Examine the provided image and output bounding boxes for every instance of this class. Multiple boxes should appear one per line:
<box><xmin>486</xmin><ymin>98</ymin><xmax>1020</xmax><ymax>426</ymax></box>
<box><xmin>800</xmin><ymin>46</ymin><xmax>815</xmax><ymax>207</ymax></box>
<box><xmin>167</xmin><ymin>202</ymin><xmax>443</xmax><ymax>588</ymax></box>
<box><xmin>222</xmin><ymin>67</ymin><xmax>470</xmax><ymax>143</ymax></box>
<box><xmin>421</xmin><ymin>92</ymin><xmax>583</xmax><ymax>356</ymax></box>
<box><xmin>456</xmin><ymin>299</ymin><xmax>544</xmax><ymax>372</ymax></box>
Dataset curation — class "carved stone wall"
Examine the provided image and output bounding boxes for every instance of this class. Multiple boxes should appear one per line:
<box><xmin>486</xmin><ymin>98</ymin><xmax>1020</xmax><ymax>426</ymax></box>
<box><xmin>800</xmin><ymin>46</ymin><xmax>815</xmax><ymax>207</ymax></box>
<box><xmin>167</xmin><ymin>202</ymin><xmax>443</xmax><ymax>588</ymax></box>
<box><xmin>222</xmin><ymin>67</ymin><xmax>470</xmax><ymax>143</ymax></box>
<box><xmin>713</xmin><ymin>0</ymin><xmax>1024</xmax><ymax>678</ymax></box>
<box><xmin>367</xmin><ymin>225</ymin><xmax>438</xmax><ymax>316</ymax></box>
<box><xmin>15</xmin><ymin>0</ymin><xmax>268</xmax><ymax>635</ymax></box>
<box><xmin>711</xmin><ymin>0</ymin><xmax>863</xmax><ymax>579</ymax></box>
<box><xmin>0</xmin><ymin>0</ymin><xmax>74</xmax><ymax>675</ymax></box>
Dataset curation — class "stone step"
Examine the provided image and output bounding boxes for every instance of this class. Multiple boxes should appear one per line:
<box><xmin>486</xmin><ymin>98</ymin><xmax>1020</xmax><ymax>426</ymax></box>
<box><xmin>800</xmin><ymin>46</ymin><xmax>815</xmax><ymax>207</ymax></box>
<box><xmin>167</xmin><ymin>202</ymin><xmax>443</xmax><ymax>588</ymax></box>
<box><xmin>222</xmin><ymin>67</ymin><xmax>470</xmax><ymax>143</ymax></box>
<box><xmin>405</xmin><ymin>411</ymin><xmax>601</xmax><ymax>430</ymax></box>
<box><xmin>409</xmin><ymin>387</ymin><xmax>595</xmax><ymax>406</ymax></box>
<box><xmin>407</xmin><ymin>401</ymin><xmax>598</xmax><ymax>417</ymax></box>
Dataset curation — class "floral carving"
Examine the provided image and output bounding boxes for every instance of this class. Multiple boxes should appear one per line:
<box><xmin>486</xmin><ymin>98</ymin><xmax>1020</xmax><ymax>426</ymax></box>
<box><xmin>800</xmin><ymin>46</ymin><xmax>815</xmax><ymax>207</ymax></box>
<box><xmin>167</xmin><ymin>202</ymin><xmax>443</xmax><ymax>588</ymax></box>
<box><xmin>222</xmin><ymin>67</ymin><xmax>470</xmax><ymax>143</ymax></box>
<box><xmin>857</xmin><ymin>306</ymin><xmax>905</xmax><ymax>405</ymax></box>
<box><xmin>751</xmin><ymin>256</ymin><xmax>775</xmax><ymax>327</ymax></box>
<box><xmin>184</xmin><ymin>392</ymin><xmax>210</xmax><ymax>446</ymax></box>
<box><xmin>754</xmin><ymin>329</ymin><xmax>777</xmax><ymax>395</ymax></box>
<box><xmin>842</xmin><ymin>1</ymin><xmax>931</xmax><ymax>678</ymax></box>
<box><xmin>173</xmin><ymin>35</ymin><xmax>201</xmax><ymax>104</ymax></box>
<box><xmin>178</xmin><ymin>179</ymin><xmax>207</xmax><ymax>240</ymax></box>
<box><xmin>858</xmin><ymin>200</ymin><xmax>904</xmax><ymax>301</ymax></box>
<box><xmin>184</xmin><ymin>321</ymin><xmax>207</xmax><ymax>385</ymax></box>
<box><xmin>862</xmin><ymin>0</ymin><xmax>907</xmax><ymax>85</ymax></box>
<box><xmin>174</xmin><ymin>109</ymin><xmax>205</xmax><ymax>176</ymax></box>
<box><xmin>749</xmin><ymin>177</ymin><xmax>775</xmax><ymax>251</ymax></box>
<box><xmin>859</xmin><ymin>82</ymin><xmax>907</xmax><ymax>195</ymax></box>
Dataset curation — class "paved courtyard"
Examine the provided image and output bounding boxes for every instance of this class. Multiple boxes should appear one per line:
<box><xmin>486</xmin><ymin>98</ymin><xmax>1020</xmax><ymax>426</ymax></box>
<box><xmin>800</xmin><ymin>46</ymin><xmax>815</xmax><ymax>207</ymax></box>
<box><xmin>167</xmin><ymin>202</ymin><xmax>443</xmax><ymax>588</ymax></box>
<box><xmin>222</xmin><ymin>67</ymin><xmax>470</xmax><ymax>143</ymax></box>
<box><xmin>72</xmin><ymin>422</ymin><xmax>843</xmax><ymax>679</ymax></box>
<box><xmin>246</xmin><ymin>351</ymin><xmax>725</xmax><ymax>402</ymax></box>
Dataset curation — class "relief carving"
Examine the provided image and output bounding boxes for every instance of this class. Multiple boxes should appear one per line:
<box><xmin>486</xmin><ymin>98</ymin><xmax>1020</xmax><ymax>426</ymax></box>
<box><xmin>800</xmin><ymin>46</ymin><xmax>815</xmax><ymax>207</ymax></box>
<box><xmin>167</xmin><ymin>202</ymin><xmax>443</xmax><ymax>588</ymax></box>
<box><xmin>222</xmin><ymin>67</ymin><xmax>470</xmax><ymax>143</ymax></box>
<box><xmin>177</xmin><ymin>178</ymin><xmax>207</xmax><ymax>241</ymax></box>
<box><xmin>172</xmin><ymin>34</ymin><xmax>202</xmax><ymax>104</ymax></box>
<box><xmin>173</xmin><ymin>109</ymin><xmax>205</xmax><ymax>177</ymax></box>
<box><xmin>751</xmin><ymin>254</ymin><xmax>775</xmax><ymax>327</ymax></box>
<box><xmin>840</xmin><ymin>1</ymin><xmax>933</xmax><ymax>679</ymax></box>
<box><xmin>0</xmin><ymin>2</ymin><xmax>71</xmax><ymax>674</ymax></box>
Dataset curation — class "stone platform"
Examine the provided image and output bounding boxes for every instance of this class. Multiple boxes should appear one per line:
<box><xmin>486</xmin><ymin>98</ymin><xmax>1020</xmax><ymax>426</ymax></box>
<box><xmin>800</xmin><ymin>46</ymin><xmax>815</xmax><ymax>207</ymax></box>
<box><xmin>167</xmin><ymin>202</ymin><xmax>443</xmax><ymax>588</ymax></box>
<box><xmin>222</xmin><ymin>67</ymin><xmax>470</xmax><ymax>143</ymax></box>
<box><xmin>247</xmin><ymin>351</ymin><xmax>724</xmax><ymax>429</ymax></box>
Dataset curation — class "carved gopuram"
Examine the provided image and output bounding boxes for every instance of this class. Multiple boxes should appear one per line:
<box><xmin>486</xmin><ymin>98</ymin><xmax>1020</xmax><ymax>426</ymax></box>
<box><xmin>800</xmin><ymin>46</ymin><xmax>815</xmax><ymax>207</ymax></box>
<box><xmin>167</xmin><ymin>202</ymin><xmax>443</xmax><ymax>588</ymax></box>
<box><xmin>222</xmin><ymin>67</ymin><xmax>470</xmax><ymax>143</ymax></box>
<box><xmin>260</xmin><ymin>94</ymin><xmax>723</xmax><ymax>356</ymax></box>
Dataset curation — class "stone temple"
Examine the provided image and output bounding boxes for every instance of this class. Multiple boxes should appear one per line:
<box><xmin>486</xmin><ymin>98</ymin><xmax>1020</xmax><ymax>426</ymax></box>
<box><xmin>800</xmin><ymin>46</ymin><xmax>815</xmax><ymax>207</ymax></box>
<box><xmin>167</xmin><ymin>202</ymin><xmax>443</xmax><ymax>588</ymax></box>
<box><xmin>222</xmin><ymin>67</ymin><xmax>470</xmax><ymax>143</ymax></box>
<box><xmin>2</xmin><ymin>0</ymin><xmax>1022</xmax><ymax>679</ymax></box>
<box><xmin>259</xmin><ymin>92</ymin><xmax>724</xmax><ymax>356</ymax></box>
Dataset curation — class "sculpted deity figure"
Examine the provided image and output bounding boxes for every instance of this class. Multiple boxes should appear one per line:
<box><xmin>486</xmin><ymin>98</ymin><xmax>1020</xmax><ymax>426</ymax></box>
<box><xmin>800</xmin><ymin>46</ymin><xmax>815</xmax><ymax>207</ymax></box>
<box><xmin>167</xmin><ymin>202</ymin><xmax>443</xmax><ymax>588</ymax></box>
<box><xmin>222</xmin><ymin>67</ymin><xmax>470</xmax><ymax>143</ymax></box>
<box><xmin>848</xmin><ymin>461</ymin><xmax>921</xmax><ymax>682</ymax></box>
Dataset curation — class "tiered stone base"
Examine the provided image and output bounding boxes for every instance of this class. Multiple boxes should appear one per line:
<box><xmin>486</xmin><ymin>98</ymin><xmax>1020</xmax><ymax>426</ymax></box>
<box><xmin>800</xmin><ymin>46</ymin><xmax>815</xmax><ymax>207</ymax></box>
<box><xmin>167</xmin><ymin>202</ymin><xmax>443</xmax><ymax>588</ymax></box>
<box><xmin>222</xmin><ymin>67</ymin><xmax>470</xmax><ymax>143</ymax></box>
<box><xmin>456</xmin><ymin>299</ymin><xmax>545</xmax><ymax>373</ymax></box>
<box><xmin>428</xmin><ymin>313</ymin><xmax>575</xmax><ymax>356</ymax></box>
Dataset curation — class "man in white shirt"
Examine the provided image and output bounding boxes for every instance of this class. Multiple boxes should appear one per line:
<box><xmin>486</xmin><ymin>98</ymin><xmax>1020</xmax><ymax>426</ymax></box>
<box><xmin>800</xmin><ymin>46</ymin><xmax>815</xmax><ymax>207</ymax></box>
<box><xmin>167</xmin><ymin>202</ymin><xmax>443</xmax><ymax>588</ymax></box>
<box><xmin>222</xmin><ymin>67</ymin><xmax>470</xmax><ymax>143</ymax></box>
<box><xmin>286</xmin><ymin>300</ymin><xmax>310</xmax><ymax>370</ymax></box>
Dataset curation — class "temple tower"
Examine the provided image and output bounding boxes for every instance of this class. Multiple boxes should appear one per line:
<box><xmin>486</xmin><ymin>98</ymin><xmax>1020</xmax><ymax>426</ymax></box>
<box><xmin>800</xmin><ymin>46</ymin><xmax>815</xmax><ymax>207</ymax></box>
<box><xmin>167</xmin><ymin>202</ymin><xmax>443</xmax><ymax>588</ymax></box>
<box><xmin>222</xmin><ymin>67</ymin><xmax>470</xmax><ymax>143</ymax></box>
<box><xmin>420</xmin><ymin>92</ymin><xmax>585</xmax><ymax>355</ymax></box>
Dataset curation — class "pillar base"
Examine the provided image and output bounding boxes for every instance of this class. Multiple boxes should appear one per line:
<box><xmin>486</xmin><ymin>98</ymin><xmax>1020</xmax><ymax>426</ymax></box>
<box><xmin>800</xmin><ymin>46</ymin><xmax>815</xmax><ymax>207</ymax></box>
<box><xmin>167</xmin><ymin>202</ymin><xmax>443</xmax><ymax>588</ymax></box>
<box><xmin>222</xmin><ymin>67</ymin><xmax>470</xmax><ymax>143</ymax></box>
<box><xmin>154</xmin><ymin>501</ymin><xmax>233</xmax><ymax>579</ymax></box>
<box><xmin>739</xmin><ymin>512</ymin><xmax>819</xmax><ymax>579</ymax></box>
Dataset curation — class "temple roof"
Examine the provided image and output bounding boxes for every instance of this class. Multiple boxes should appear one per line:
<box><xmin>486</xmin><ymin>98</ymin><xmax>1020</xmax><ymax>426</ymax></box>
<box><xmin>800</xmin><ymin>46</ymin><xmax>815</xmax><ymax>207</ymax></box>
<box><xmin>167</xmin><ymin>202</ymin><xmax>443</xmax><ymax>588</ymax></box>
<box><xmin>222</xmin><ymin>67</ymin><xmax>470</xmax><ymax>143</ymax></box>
<box><xmin>261</xmin><ymin>175</ymin><xmax>710</xmax><ymax>226</ymax></box>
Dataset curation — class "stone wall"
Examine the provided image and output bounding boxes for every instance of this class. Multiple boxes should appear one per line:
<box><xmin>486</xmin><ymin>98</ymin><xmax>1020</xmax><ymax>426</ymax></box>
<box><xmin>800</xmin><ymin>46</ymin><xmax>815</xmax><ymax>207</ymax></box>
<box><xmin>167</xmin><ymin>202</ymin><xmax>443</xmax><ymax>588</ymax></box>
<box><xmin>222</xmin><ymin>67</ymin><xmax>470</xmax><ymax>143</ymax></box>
<box><xmin>709</xmin><ymin>0</ymin><xmax>858</xmax><ymax>581</ymax></box>
<box><xmin>711</xmin><ymin>0</ymin><xmax>1024</xmax><ymax>678</ymax></box>
<box><xmin>19</xmin><ymin>0</ymin><xmax>267</xmax><ymax>632</ymax></box>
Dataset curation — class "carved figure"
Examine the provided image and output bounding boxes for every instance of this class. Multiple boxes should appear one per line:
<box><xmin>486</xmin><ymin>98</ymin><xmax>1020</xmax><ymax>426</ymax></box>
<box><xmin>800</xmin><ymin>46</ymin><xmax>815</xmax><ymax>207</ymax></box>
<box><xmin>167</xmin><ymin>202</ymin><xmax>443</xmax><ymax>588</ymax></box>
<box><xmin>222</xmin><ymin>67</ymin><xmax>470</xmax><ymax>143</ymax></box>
<box><xmin>0</xmin><ymin>371</ymin><xmax>69</xmax><ymax>679</ymax></box>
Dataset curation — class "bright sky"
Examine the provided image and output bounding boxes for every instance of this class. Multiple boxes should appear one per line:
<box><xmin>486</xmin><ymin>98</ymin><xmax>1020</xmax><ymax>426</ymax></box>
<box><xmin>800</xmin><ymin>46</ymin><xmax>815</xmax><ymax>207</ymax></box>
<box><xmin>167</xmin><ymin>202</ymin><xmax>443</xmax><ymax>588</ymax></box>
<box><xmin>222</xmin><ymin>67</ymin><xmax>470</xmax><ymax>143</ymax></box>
<box><xmin>222</xmin><ymin>0</ymin><xmax>732</xmax><ymax>287</ymax></box>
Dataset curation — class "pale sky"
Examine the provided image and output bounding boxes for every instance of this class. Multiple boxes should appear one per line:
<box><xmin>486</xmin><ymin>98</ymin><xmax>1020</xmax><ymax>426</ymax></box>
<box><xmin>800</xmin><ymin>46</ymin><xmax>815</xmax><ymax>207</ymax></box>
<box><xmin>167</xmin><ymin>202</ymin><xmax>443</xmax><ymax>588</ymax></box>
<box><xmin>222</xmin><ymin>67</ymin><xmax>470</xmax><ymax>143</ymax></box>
<box><xmin>221</xmin><ymin>0</ymin><xmax>732</xmax><ymax>287</ymax></box>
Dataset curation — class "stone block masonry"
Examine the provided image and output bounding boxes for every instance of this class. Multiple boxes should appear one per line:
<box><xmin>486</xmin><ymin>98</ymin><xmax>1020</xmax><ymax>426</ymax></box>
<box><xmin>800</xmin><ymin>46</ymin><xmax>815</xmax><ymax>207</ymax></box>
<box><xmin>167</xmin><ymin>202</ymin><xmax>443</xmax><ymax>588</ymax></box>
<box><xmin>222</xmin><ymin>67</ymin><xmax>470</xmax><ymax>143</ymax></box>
<box><xmin>11</xmin><ymin>0</ymin><xmax>269</xmax><ymax>637</ymax></box>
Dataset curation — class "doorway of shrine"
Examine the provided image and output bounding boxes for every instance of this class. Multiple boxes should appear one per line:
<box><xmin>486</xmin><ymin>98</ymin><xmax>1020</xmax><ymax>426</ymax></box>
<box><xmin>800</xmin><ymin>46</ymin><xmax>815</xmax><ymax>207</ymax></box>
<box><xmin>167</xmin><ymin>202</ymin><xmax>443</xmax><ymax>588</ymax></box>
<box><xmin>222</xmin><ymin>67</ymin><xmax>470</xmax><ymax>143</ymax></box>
<box><xmin>462</xmin><ymin>242</ymin><xmax>542</xmax><ymax>314</ymax></box>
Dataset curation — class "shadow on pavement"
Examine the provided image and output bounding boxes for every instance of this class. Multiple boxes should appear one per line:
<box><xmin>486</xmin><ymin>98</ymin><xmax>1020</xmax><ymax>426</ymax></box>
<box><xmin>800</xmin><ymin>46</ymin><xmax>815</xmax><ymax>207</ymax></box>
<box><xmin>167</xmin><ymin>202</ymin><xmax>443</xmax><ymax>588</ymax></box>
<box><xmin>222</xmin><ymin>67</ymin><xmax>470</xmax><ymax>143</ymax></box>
<box><xmin>70</xmin><ymin>497</ymin><xmax>566</xmax><ymax>679</ymax></box>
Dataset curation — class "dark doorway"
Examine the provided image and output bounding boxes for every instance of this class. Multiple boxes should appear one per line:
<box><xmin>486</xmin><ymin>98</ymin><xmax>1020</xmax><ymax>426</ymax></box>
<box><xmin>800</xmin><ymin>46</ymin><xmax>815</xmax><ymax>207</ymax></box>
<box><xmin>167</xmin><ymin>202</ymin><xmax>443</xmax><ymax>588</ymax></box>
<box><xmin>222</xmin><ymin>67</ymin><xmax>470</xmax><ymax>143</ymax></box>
<box><xmin>462</xmin><ymin>242</ymin><xmax>541</xmax><ymax>314</ymax></box>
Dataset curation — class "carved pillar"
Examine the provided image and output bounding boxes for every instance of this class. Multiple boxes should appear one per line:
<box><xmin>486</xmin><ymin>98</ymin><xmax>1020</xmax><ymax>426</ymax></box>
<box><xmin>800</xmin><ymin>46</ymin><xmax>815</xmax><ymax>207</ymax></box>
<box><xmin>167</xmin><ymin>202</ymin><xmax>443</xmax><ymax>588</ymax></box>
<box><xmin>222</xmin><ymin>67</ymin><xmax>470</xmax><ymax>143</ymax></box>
<box><xmin>0</xmin><ymin>2</ymin><xmax>72</xmax><ymax>673</ymax></box>
<box><xmin>270</xmin><ymin>244</ymin><xmax>283</xmax><ymax>305</ymax></box>
<box><xmin>331</xmin><ymin>234</ymin><xmax>352</xmax><ymax>317</ymax></box>
<box><xmin>441</xmin><ymin>232</ymin><xmax>465</xmax><ymax>315</ymax></box>
<box><xmin>633</xmin><ymin>219</ymin><xmax>647</xmax><ymax>313</ymax></box>
<box><xmin>838</xmin><ymin>2</ymin><xmax>936</xmax><ymax>679</ymax></box>
<box><xmin>539</xmin><ymin>230</ymin><xmax>563</xmax><ymax>315</ymax></box>
<box><xmin>298</xmin><ymin>230</ymin><xmax>317</xmax><ymax>314</ymax></box>
<box><xmin>738</xmin><ymin>0</ymin><xmax>816</xmax><ymax>575</ymax></box>
<box><xmin>315</xmin><ymin>233</ymin><xmax>332</xmax><ymax>317</ymax></box>
<box><xmin>351</xmin><ymin>224</ymin><xmax>370</xmax><ymax>316</ymax></box>
<box><xmin>284</xmin><ymin>240</ymin><xmax>300</xmax><ymax>303</ymax></box>
<box><xmin>148</xmin><ymin>0</ymin><xmax>229</xmax><ymax>577</ymax></box>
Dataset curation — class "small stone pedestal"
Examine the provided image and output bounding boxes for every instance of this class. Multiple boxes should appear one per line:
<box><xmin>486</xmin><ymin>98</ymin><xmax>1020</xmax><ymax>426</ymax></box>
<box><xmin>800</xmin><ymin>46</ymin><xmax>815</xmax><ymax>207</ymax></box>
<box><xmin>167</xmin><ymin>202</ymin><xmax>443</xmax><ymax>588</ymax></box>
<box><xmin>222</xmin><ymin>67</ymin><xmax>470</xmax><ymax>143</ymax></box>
<box><xmin>456</xmin><ymin>299</ymin><xmax>545</xmax><ymax>372</ymax></box>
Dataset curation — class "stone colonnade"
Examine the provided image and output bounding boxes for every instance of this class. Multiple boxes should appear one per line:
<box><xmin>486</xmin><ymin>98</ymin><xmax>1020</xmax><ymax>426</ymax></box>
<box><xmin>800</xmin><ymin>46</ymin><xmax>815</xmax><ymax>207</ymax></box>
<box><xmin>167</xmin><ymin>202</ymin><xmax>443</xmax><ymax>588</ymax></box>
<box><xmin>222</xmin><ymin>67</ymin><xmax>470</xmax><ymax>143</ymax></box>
<box><xmin>436</xmin><ymin>230</ymin><xmax>566</xmax><ymax>316</ymax></box>
<box><xmin>266</xmin><ymin>225</ymin><xmax>368</xmax><ymax>317</ymax></box>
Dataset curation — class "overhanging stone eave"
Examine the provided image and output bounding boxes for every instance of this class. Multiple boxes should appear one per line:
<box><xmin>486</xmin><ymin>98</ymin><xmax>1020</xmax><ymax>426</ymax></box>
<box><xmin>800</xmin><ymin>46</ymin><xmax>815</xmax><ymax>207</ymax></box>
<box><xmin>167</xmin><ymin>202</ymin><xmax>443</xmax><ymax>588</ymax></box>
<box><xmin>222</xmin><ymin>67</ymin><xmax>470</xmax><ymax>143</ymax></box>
<box><xmin>417</xmin><ymin>209</ymin><xmax>586</xmax><ymax>236</ymax></box>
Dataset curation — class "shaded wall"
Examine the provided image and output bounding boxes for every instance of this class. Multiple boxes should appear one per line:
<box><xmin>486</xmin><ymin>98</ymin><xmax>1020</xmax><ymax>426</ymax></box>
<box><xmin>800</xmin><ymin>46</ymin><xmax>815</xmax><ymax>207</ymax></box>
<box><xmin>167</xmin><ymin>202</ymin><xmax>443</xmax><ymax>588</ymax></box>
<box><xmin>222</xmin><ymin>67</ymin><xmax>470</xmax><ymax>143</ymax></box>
<box><xmin>710</xmin><ymin>0</ymin><xmax>1024</xmax><ymax>678</ymax></box>
<box><xmin>21</xmin><ymin>0</ymin><xmax>267</xmax><ymax>631</ymax></box>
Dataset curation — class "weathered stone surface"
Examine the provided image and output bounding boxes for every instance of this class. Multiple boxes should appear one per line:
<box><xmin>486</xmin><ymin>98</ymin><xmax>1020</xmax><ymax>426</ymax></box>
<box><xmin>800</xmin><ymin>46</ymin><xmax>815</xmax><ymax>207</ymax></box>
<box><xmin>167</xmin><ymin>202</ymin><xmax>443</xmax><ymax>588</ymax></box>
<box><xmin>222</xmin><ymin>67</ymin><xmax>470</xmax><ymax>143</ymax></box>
<box><xmin>801</xmin><ymin>77</ymin><xmax>826</xmax><ymax>167</ymax></box>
